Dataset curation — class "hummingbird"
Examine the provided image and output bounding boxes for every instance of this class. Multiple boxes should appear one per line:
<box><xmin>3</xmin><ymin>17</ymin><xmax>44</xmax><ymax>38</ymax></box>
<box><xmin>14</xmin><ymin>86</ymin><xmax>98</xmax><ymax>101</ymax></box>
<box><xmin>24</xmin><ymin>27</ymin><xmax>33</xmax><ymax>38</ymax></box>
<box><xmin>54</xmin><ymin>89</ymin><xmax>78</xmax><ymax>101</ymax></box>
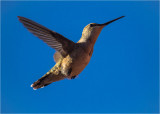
<box><xmin>18</xmin><ymin>16</ymin><xmax>124</xmax><ymax>90</ymax></box>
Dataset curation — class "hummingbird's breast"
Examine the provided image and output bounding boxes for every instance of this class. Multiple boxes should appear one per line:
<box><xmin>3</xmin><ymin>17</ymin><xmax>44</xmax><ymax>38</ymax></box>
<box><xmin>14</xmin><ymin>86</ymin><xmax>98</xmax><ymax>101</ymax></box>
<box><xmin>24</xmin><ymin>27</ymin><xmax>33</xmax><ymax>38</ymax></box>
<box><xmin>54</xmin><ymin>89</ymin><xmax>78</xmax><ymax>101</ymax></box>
<box><xmin>61</xmin><ymin>44</ymin><xmax>92</xmax><ymax>78</ymax></box>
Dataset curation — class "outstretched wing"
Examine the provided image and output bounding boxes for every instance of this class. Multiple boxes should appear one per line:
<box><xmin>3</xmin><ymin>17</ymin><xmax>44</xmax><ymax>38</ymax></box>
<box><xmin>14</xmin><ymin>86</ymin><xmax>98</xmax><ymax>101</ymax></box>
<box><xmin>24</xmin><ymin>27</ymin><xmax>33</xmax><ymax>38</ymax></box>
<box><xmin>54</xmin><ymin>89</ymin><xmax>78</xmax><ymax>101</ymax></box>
<box><xmin>18</xmin><ymin>16</ymin><xmax>75</xmax><ymax>57</ymax></box>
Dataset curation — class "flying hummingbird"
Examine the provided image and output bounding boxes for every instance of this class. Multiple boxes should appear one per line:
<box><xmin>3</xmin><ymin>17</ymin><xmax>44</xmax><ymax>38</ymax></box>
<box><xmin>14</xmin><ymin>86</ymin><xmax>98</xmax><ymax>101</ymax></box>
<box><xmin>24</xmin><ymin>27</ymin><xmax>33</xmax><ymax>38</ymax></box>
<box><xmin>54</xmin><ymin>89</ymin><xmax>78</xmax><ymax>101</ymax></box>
<box><xmin>18</xmin><ymin>16</ymin><xmax>124</xmax><ymax>90</ymax></box>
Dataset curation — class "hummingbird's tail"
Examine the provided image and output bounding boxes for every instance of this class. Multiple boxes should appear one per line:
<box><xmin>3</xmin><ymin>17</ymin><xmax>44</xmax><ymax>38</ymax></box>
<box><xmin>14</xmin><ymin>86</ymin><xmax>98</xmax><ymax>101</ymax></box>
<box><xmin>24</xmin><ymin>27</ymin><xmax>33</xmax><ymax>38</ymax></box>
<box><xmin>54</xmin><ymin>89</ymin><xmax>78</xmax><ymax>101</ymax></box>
<box><xmin>31</xmin><ymin>58</ymin><xmax>65</xmax><ymax>90</ymax></box>
<box><xmin>31</xmin><ymin>72</ymin><xmax>65</xmax><ymax>90</ymax></box>
<box><xmin>31</xmin><ymin>58</ymin><xmax>66</xmax><ymax>90</ymax></box>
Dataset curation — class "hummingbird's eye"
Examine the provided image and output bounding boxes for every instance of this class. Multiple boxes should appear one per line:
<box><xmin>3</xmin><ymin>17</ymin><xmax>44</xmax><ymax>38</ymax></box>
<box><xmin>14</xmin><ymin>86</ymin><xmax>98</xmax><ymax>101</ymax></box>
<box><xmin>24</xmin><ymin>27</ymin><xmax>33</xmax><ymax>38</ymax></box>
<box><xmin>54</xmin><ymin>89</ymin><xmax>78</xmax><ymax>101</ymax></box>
<box><xmin>90</xmin><ymin>24</ymin><xmax>95</xmax><ymax>27</ymax></box>
<box><xmin>90</xmin><ymin>24</ymin><xmax>93</xmax><ymax>27</ymax></box>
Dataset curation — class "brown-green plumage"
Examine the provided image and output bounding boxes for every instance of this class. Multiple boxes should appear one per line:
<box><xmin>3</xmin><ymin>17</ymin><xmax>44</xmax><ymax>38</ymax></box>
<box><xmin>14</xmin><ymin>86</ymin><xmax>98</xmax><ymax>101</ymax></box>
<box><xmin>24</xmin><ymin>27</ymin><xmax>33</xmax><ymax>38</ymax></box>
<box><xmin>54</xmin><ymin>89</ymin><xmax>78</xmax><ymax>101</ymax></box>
<box><xmin>18</xmin><ymin>16</ymin><xmax>125</xmax><ymax>90</ymax></box>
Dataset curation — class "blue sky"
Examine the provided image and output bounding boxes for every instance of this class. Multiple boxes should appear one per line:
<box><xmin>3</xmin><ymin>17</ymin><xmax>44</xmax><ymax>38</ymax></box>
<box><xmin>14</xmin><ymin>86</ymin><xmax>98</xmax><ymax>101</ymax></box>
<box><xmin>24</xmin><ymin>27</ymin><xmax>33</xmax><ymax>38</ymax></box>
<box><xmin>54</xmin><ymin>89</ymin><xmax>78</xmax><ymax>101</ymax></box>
<box><xmin>1</xmin><ymin>1</ymin><xmax>159</xmax><ymax>113</ymax></box>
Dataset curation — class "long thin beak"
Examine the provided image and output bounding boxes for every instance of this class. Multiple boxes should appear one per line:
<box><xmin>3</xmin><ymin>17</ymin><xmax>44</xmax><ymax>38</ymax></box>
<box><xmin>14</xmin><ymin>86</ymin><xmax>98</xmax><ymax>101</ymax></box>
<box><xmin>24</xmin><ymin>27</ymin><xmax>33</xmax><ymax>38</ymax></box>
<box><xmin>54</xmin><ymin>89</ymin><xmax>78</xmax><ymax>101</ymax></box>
<box><xmin>96</xmin><ymin>16</ymin><xmax>125</xmax><ymax>26</ymax></box>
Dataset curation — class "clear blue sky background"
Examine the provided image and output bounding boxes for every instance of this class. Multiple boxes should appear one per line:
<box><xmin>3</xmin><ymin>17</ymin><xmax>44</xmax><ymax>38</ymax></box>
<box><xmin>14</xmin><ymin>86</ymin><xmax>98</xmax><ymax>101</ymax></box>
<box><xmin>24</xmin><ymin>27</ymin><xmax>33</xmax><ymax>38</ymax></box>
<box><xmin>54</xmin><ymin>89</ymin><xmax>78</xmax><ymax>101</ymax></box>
<box><xmin>1</xmin><ymin>1</ymin><xmax>159</xmax><ymax>113</ymax></box>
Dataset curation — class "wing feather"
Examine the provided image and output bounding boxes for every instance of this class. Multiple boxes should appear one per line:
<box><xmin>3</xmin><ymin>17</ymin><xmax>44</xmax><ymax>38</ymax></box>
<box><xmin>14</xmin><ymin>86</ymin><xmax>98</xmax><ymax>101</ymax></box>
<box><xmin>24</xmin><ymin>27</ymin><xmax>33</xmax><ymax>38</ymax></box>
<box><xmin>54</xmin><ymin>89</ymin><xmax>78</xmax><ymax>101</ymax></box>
<box><xmin>18</xmin><ymin>16</ymin><xmax>75</xmax><ymax>57</ymax></box>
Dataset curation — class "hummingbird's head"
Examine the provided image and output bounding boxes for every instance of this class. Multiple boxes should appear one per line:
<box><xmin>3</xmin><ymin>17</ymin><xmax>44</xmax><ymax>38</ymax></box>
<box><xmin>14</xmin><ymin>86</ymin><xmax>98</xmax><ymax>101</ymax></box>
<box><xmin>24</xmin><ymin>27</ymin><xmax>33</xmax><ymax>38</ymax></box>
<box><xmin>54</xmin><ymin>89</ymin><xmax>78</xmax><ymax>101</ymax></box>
<box><xmin>80</xmin><ymin>16</ymin><xmax>125</xmax><ymax>44</ymax></box>
<box><xmin>82</xmin><ymin>23</ymin><xmax>103</xmax><ymax>38</ymax></box>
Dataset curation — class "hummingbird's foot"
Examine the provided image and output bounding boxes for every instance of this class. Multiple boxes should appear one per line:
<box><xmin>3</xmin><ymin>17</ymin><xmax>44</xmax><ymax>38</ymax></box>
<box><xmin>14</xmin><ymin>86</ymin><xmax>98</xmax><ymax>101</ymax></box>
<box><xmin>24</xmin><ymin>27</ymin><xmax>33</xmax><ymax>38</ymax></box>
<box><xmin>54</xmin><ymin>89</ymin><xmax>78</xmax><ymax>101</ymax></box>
<box><xmin>71</xmin><ymin>75</ymin><xmax>76</xmax><ymax>79</ymax></box>
<box><xmin>67</xmin><ymin>68</ymin><xmax>72</xmax><ymax>76</ymax></box>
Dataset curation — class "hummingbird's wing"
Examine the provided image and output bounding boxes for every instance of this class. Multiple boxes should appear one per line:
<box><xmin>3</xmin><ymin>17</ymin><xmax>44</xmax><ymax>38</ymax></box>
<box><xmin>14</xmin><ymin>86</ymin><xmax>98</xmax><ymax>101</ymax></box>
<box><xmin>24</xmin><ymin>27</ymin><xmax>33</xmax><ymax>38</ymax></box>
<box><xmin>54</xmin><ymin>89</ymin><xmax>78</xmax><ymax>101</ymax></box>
<box><xmin>53</xmin><ymin>51</ymin><xmax>62</xmax><ymax>63</ymax></box>
<box><xmin>18</xmin><ymin>16</ymin><xmax>75</xmax><ymax>57</ymax></box>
